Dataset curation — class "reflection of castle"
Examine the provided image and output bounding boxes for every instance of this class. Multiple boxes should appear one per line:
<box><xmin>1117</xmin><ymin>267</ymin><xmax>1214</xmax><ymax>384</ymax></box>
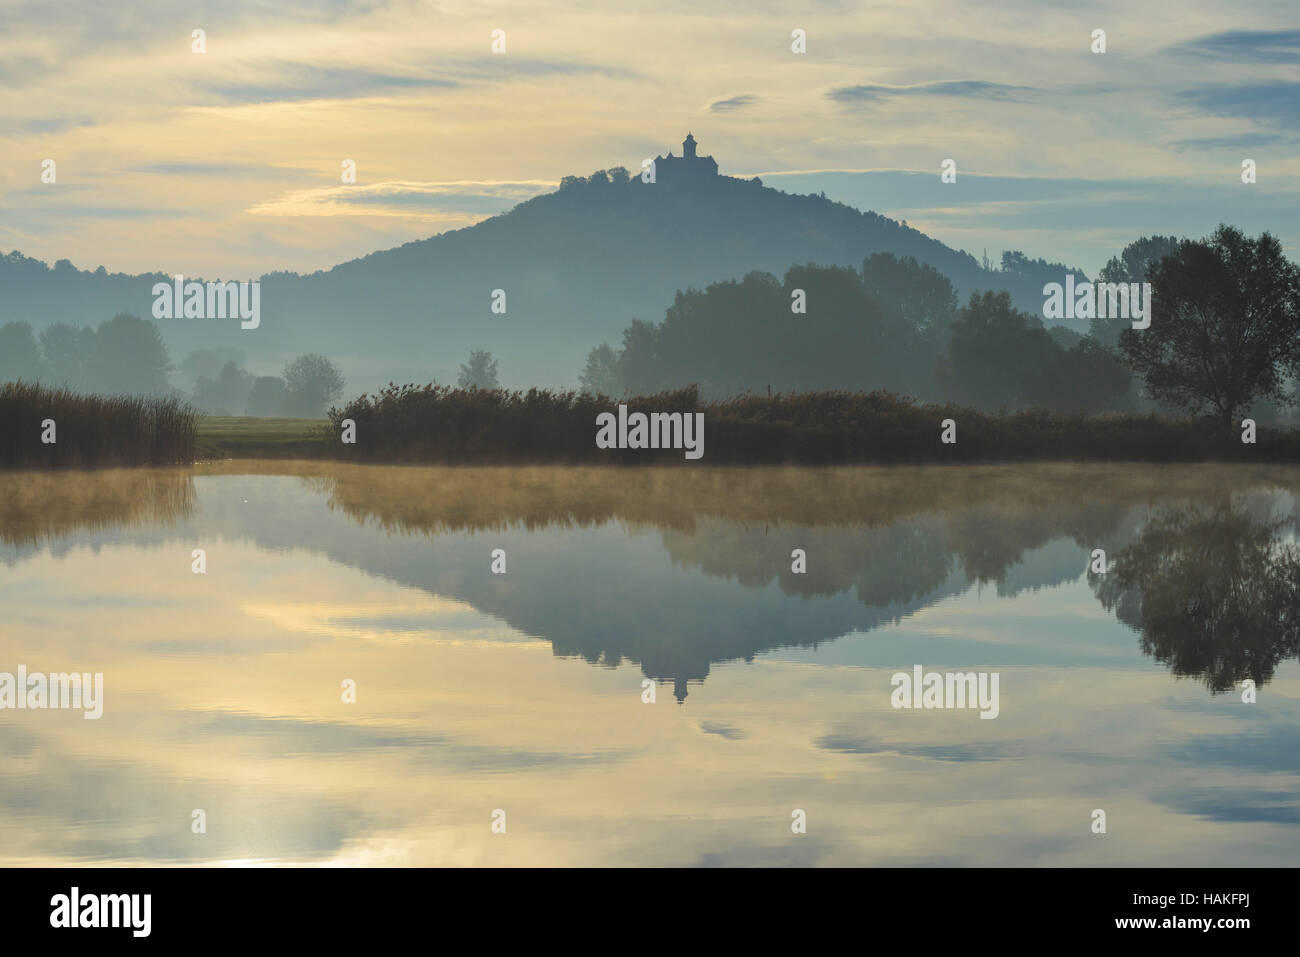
<box><xmin>654</xmin><ymin>133</ymin><xmax>719</xmax><ymax>181</ymax></box>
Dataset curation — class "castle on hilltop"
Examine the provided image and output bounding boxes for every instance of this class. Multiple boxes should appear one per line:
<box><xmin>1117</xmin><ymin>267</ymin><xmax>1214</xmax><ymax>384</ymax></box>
<box><xmin>654</xmin><ymin>133</ymin><xmax>719</xmax><ymax>181</ymax></box>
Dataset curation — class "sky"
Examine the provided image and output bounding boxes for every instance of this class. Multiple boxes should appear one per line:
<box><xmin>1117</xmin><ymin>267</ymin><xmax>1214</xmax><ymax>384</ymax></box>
<box><xmin>1</xmin><ymin>0</ymin><xmax>1297</xmax><ymax>278</ymax></box>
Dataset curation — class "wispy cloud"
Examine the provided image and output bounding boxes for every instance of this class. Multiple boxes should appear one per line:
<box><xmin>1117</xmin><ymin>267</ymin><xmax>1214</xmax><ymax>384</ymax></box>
<box><xmin>827</xmin><ymin>79</ymin><xmax>1036</xmax><ymax>105</ymax></box>
<box><xmin>1166</xmin><ymin>29</ymin><xmax>1300</xmax><ymax>64</ymax></box>
<box><xmin>128</xmin><ymin>162</ymin><xmax>315</xmax><ymax>178</ymax></box>
<box><xmin>247</xmin><ymin>180</ymin><xmax>556</xmax><ymax>219</ymax></box>
<box><xmin>1173</xmin><ymin>82</ymin><xmax>1300</xmax><ymax>126</ymax></box>
<box><xmin>1169</xmin><ymin>132</ymin><xmax>1298</xmax><ymax>152</ymax></box>
<box><xmin>203</xmin><ymin>64</ymin><xmax>457</xmax><ymax>105</ymax></box>
<box><xmin>709</xmin><ymin>94</ymin><xmax>760</xmax><ymax>113</ymax></box>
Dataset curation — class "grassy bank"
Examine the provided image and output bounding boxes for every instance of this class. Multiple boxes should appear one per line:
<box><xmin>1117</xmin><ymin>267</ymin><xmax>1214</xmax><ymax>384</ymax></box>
<box><xmin>8</xmin><ymin>382</ymin><xmax>1300</xmax><ymax>467</ymax></box>
<box><xmin>196</xmin><ymin>416</ymin><xmax>331</xmax><ymax>460</ymax></box>
<box><xmin>0</xmin><ymin>382</ymin><xmax>196</xmax><ymax>468</ymax></box>
<box><xmin>325</xmin><ymin>384</ymin><xmax>1300</xmax><ymax>464</ymax></box>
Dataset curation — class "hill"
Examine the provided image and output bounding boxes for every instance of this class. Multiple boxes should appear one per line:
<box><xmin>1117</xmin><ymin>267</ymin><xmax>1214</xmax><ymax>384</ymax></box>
<box><xmin>0</xmin><ymin>136</ymin><xmax>1083</xmax><ymax>390</ymax></box>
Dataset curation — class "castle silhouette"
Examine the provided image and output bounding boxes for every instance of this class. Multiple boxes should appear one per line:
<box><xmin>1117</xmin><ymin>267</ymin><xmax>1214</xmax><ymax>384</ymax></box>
<box><xmin>654</xmin><ymin>133</ymin><xmax>719</xmax><ymax>181</ymax></box>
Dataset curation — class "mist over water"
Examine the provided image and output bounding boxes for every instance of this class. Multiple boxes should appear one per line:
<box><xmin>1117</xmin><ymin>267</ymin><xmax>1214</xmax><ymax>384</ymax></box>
<box><xmin>2</xmin><ymin>462</ymin><xmax>1298</xmax><ymax>866</ymax></box>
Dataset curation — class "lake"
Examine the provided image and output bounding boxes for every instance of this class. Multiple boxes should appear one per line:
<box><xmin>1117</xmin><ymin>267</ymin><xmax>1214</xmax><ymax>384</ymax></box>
<box><xmin>2</xmin><ymin>462</ymin><xmax>1298</xmax><ymax>866</ymax></box>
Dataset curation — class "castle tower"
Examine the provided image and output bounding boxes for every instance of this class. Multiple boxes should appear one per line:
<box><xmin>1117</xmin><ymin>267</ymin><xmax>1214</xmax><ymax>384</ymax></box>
<box><xmin>651</xmin><ymin>134</ymin><xmax>719</xmax><ymax>183</ymax></box>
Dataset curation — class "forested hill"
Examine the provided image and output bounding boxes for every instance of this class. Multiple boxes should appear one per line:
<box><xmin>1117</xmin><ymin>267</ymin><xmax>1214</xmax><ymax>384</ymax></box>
<box><xmin>0</xmin><ymin>168</ymin><xmax>1083</xmax><ymax>388</ymax></box>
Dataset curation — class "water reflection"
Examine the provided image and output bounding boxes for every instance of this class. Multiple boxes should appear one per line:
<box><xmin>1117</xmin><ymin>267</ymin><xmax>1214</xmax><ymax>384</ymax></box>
<box><xmin>3</xmin><ymin>464</ymin><xmax>1298</xmax><ymax>696</ymax></box>
<box><xmin>0</xmin><ymin>468</ymin><xmax>194</xmax><ymax>548</ymax></box>
<box><xmin>303</xmin><ymin>464</ymin><xmax>1300</xmax><ymax>696</ymax></box>
<box><xmin>1</xmin><ymin>462</ymin><xmax>1298</xmax><ymax>865</ymax></box>
<box><xmin>1091</xmin><ymin>500</ymin><xmax>1300</xmax><ymax>693</ymax></box>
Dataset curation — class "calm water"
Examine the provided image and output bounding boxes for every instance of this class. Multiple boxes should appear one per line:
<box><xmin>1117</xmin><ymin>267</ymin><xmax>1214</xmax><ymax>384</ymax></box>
<box><xmin>2</xmin><ymin>462</ymin><xmax>1298</xmax><ymax>866</ymax></box>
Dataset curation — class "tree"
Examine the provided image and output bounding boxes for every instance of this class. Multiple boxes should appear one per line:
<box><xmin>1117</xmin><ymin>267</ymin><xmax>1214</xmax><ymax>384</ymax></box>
<box><xmin>282</xmin><ymin>354</ymin><xmax>345</xmax><ymax>416</ymax></box>
<box><xmin>1119</xmin><ymin>226</ymin><xmax>1300</xmax><ymax>428</ymax></box>
<box><xmin>89</xmin><ymin>313</ymin><xmax>172</xmax><ymax>395</ymax></box>
<box><xmin>579</xmin><ymin>343</ymin><xmax>621</xmax><ymax>395</ymax></box>
<box><xmin>615</xmin><ymin>318</ymin><xmax>663</xmax><ymax>396</ymax></box>
<box><xmin>246</xmin><ymin>376</ymin><xmax>289</xmax><ymax>416</ymax></box>
<box><xmin>1021</xmin><ymin>336</ymin><xmax>1132</xmax><ymax>412</ymax></box>
<box><xmin>179</xmin><ymin>347</ymin><xmax>247</xmax><ymax>390</ymax></box>
<box><xmin>939</xmin><ymin>291</ymin><xmax>1058</xmax><ymax>409</ymax></box>
<box><xmin>861</xmin><ymin>253</ymin><xmax>957</xmax><ymax>342</ymax></box>
<box><xmin>1090</xmin><ymin>235</ymin><xmax>1180</xmax><ymax>347</ymax></box>
<box><xmin>457</xmin><ymin>350</ymin><xmax>500</xmax><ymax>389</ymax></box>
<box><xmin>38</xmin><ymin>323</ymin><xmax>96</xmax><ymax>387</ymax></box>
<box><xmin>0</xmin><ymin>321</ymin><xmax>42</xmax><ymax>384</ymax></box>
<box><xmin>193</xmin><ymin>361</ymin><xmax>253</xmax><ymax>414</ymax></box>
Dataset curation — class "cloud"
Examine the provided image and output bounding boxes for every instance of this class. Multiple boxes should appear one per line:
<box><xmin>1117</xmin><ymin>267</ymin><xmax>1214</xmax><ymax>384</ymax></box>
<box><xmin>247</xmin><ymin>179</ymin><xmax>556</xmax><ymax>219</ymax></box>
<box><xmin>709</xmin><ymin>94</ymin><xmax>760</xmax><ymax>113</ymax></box>
<box><xmin>1169</xmin><ymin>132</ymin><xmax>1298</xmax><ymax>152</ymax></box>
<box><xmin>827</xmin><ymin>79</ymin><xmax>1036</xmax><ymax>105</ymax></box>
<box><xmin>203</xmin><ymin>64</ymin><xmax>457</xmax><ymax>104</ymax></box>
<box><xmin>195</xmin><ymin>56</ymin><xmax>637</xmax><ymax>106</ymax></box>
<box><xmin>1173</xmin><ymin>82</ymin><xmax>1300</xmax><ymax>127</ymax></box>
<box><xmin>128</xmin><ymin>162</ymin><xmax>315</xmax><ymax>179</ymax></box>
<box><xmin>15</xmin><ymin>117</ymin><xmax>95</xmax><ymax>134</ymax></box>
<box><xmin>1166</xmin><ymin>29</ymin><xmax>1300</xmax><ymax>64</ymax></box>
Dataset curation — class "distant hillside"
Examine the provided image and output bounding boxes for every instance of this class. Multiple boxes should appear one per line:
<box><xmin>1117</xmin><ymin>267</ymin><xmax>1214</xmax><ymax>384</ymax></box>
<box><xmin>1</xmin><ymin>141</ymin><xmax>1085</xmax><ymax>390</ymax></box>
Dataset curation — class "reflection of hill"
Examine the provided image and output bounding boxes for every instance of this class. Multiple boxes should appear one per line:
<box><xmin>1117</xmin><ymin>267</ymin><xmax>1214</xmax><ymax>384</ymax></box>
<box><xmin>292</xmin><ymin>463</ymin><xmax>1300</xmax><ymax>696</ymax></box>
<box><xmin>4</xmin><ymin>462</ymin><xmax>1299</xmax><ymax>699</ymax></box>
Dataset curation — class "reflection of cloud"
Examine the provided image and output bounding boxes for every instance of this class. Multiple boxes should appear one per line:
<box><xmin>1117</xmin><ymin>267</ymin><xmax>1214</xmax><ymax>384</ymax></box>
<box><xmin>5</xmin><ymin>467</ymin><xmax>1300</xmax><ymax>865</ymax></box>
<box><xmin>0</xmin><ymin>725</ymin><xmax>377</xmax><ymax>863</ymax></box>
<box><xmin>187</xmin><ymin>710</ymin><xmax>630</xmax><ymax>770</ymax></box>
<box><xmin>698</xmin><ymin>720</ymin><xmax>747</xmax><ymax>739</ymax></box>
<box><xmin>817</xmin><ymin>733</ymin><xmax>1023</xmax><ymax>762</ymax></box>
<box><xmin>1170</xmin><ymin>725</ymin><xmax>1300</xmax><ymax>773</ymax></box>
<box><xmin>1156</xmin><ymin>787</ymin><xmax>1300</xmax><ymax>825</ymax></box>
<box><xmin>247</xmin><ymin>179</ymin><xmax>554</xmax><ymax>219</ymax></box>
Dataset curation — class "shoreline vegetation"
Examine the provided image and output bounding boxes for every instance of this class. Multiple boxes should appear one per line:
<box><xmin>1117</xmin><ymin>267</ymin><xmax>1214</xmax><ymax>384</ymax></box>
<box><xmin>0</xmin><ymin>382</ymin><xmax>195</xmax><ymax>469</ymax></box>
<box><xmin>324</xmin><ymin>384</ymin><xmax>1300</xmax><ymax>465</ymax></box>
<box><xmin>5</xmin><ymin>381</ymin><xmax>1300</xmax><ymax>469</ymax></box>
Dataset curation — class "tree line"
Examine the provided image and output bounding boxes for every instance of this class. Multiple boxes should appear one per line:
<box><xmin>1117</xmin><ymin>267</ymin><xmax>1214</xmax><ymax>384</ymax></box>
<box><xmin>0</xmin><ymin>313</ymin><xmax>347</xmax><ymax>418</ymax></box>
<box><xmin>579</xmin><ymin>225</ymin><xmax>1300</xmax><ymax>427</ymax></box>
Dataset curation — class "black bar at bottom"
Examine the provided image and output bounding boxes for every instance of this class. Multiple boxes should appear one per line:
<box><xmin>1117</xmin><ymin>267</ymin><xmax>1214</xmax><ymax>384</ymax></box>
<box><xmin>0</xmin><ymin>867</ymin><xmax>1275</xmax><ymax>943</ymax></box>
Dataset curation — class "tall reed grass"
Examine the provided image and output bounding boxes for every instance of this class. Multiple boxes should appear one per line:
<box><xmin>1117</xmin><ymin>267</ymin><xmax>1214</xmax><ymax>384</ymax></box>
<box><xmin>328</xmin><ymin>384</ymin><xmax>1300</xmax><ymax>464</ymax></box>
<box><xmin>0</xmin><ymin>381</ymin><xmax>197</xmax><ymax>468</ymax></box>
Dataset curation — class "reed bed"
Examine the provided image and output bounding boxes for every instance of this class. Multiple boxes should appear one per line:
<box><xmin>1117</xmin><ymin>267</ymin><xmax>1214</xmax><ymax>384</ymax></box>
<box><xmin>0</xmin><ymin>381</ymin><xmax>197</xmax><ymax>468</ymax></box>
<box><xmin>327</xmin><ymin>384</ymin><xmax>1300</xmax><ymax>464</ymax></box>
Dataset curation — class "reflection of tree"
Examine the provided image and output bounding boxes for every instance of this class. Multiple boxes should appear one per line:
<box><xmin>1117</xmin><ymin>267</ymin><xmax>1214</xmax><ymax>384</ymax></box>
<box><xmin>1090</xmin><ymin>502</ymin><xmax>1300</xmax><ymax>693</ymax></box>
<box><xmin>0</xmin><ymin>469</ymin><xmax>194</xmax><ymax>548</ymax></box>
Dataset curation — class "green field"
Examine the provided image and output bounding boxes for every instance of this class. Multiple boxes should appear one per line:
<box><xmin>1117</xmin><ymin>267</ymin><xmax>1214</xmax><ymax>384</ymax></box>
<box><xmin>196</xmin><ymin>416</ymin><xmax>331</xmax><ymax>460</ymax></box>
